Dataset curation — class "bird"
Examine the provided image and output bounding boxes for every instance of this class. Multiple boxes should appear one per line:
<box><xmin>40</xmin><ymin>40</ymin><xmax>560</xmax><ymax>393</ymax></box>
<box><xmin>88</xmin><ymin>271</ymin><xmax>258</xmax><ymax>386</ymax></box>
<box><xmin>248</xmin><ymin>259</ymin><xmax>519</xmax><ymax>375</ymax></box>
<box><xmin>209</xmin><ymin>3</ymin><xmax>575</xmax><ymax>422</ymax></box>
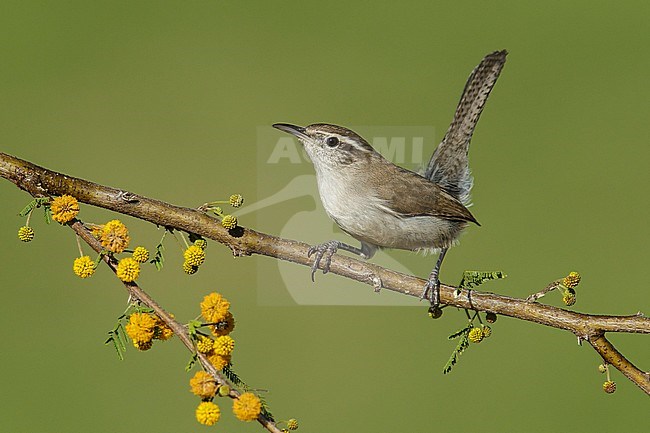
<box><xmin>273</xmin><ymin>50</ymin><xmax>507</xmax><ymax>307</ymax></box>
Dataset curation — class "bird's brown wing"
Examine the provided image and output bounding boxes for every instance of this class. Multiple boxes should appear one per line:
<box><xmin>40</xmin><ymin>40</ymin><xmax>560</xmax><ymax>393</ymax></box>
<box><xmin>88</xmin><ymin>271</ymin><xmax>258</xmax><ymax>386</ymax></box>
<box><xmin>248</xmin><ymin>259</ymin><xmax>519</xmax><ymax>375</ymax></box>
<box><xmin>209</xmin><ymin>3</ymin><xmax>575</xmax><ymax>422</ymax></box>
<box><xmin>375</xmin><ymin>165</ymin><xmax>479</xmax><ymax>224</ymax></box>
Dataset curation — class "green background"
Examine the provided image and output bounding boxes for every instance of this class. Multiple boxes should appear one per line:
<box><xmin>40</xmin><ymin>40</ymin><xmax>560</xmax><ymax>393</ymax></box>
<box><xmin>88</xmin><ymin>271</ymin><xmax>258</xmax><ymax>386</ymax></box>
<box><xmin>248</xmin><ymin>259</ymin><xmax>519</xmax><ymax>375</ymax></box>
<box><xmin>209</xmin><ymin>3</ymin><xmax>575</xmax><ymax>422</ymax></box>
<box><xmin>1</xmin><ymin>1</ymin><xmax>648</xmax><ymax>432</ymax></box>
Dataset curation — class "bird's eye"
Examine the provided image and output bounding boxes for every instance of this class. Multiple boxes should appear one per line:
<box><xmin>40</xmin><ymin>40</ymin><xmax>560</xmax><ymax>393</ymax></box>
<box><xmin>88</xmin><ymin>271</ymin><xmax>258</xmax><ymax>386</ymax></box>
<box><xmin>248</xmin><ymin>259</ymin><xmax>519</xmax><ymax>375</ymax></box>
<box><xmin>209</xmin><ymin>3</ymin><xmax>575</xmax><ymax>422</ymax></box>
<box><xmin>326</xmin><ymin>136</ymin><xmax>340</xmax><ymax>147</ymax></box>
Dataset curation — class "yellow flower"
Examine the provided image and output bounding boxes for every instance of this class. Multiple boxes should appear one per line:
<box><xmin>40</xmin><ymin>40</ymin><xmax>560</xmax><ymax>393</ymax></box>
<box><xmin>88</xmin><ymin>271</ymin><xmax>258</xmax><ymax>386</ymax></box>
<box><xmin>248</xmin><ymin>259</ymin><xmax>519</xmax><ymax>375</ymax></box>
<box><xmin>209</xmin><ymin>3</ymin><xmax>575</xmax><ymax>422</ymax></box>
<box><xmin>194</xmin><ymin>239</ymin><xmax>207</xmax><ymax>250</ymax></box>
<box><xmin>211</xmin><ymin>311</ymin><xmax>236</xmax><ymax>337</ymax></box>
<box><xmin>116</xmin><ymin>257</ymin><xmax>140</xmax><ymax>282</ymax></box>
<box><xmin>229</xmin><ymin>194</ymin><xmax>244</xmax><ymax>208</ymax></box>
<box><xmin>196</xmin><ymin>336</ymin><xmax>215</xmax><ymax>354</ymax></box>
<box><xmin>200</xmin><ymin>292</ymin><xmax>230</xmax><ymax>323</ymax></box>
<box><xmin>232</xmin><ymin>392</ymin><xmax>261</xmax><ymax>422</ymax></box>
<box><xmin>221</xmin><ymin>215</ymin><xmax>237</xmax><ymax>229</ymax></box>
<box><xmin>132</xmin><ymin>246</ymin><xmax>149</xmax><ymax>263</ymax></box>
<box><xmin>563</xmin><ymin>271</ymin><xmax>581</xmax><ymax>289</ymax></box>
<box><xmin>152</xmin><ymin>315</ymin><xmax>174</xmax><ymax>341</ymax></box>
<box><xmin>125</xmin><ymin>312</ymin><xmax>156</xmax><ymax>344</ymax></box>
<box><xmin>196</xmin><ymin>401</ymin><xmax>221</xmax><ymax>426</ymax></box>
<box><xmin>183</xmin><ymin>245</ymin><xmax>205</xmax><ymax>267</ymax></box>
<box><xmin>50</xmin><ymin>195</ymin><xmax>79</xmax><ymax>224</ymax></box>
<box><xmin>602</xmin><ymin>380</ymin><xmax>616</xmax><ymax>394</ymax></box>
<box><xmin>18</xmin><ymin>226</ymin><xmax>35</xmax><ymax>242</ymax></box>
<box><xmin>562</xmin><ymin>289</ymin><xmax>576</xmax><ymax>306</ymax></box>
<box><xmin>73</xmin><ymin>256</ymin><xmax>96</xmax><ymax>278</ymax></box>
<box><xmin>207</xmin><ymin>352</ymin><xmax>231</xmax><ymax>370</ymax></box>
<box><xmin>183</xmin><ymin>261</ymin><xmax>198</xmax><ymax>275</ymax></box>
<box><xmin>90</xmin><ymin>224</ymin><xmax>103</xmax><ymax>238</ymax></box>
<box><xmin>287</xmin><ymin>418</ymin><xmax>299</xmax><ymax>430</ymax></box>
<box><xmin>481</xmin><ymin>325</ymin><xmax>492</xmax><ymax>338</ymax></box>
<box><xmin>189</xmin><ymin>371</ymin><xmax>217</xmax><ymax>399</ymax></box>
<box><xmin>468</xmin><ymin>327</ymin><xmax>484</xmax><ymax>343</ymax></box>
<box><xmin>133</xmin><ymin>339</ymin><xmax>153</xmax><ymax>351</ymax></box>
<box><xmin>100</xmin><ymin>219</ymin><xmax>130</xmax><ymax>253</ymax></box>
<box><xmin>213</xmin><ymin>335</ymin><xmax>235</xmax><ymax>356</ymax></box>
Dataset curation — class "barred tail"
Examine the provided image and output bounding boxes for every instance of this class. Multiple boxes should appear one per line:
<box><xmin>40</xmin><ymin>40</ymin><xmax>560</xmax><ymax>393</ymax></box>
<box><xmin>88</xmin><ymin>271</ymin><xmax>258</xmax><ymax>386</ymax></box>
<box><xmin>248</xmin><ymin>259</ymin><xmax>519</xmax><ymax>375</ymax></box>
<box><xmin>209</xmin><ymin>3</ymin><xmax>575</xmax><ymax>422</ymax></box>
<box><xmin>424</xmin><ymin>50</ymin><xmax>507</xmax><ymax>205</ymax></box>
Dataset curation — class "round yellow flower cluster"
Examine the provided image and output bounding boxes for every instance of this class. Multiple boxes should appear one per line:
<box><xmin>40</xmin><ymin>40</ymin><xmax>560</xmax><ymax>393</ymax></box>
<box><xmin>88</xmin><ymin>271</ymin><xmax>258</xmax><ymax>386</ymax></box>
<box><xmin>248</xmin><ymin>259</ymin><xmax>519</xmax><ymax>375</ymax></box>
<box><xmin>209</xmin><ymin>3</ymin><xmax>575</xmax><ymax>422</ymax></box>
<box><xmin>195</xmin><ymin>401</ymin><xmax>220</xmax><ymax>426</ymax></box>
<box><xmin>116</xmin><ymin>257</ymin><xmax>140</xmax><ymax>282</ymax></box>
<box><xmin>125</xmin><ymin>312</ymin><xmax>174</xmax><ymax>351</ymax></box>
<box><xmin>125</xmin><ymin>312</ymin><xmax>156</xmax><ymax>349</ymax></box>
<box><xmin>229</xmin><ymin>194</ymin><xmax>244</xmax><ymax>208</ymax></box>
<box><xmin>468</xmin><ymin>327</ymin><xmax>484</xmax><ymax>343</ymax></box>
<box><xmin>73</xmin><ymin>256</ymin><xmax>96</xmax><ymax>279</ymax></box>
<box><xmin>562</xmin><ymin>271</ymin><xmax>581</xmax><ymax>289</ymax></box>
<box><xmin>480</xmin><ymin>325</ymin><xmax>492</xmax><ymax>338</ymax></box>
<box><xmin>207</xmin><ymin>351</ymin><xmax>232</xmax><ymax>370</ymax></box>
<box><xmin>602</xmin><ymin>380</ymin><xmax>616</xmax><ymax>394</ymax></box>
<box><xmin>232</xmin><ymin>392</ymin><xmax>262</xmax><ymax>422</ymax></box>
<box><xmin>183</xmin><ymin>261</ymin><xmax>198</xmax><ymax>275</ymax></box>
<box><xmin>50</xmin><ymin>195</ymin><xmax>79</xmax><ymax>224</ymax></box>
<box><xmin>221</xmin><ymin>214</ymin><xmax>238</xmax><ymax>229</ymax></box>
<box><xmin>190</xmin><ymin>371</ymin><xmax>217</xmax><ymax>400</ymax></box>
<box><xmin>468</xmin><ymin>325</ymin><xmax>492</xmax><ymax>344</ymax></box>
<box><xmin>193</xmin><ymin>239</ymin><xmax>207</xmax><ymax>250</ymax></box>
<box><xmin>196</xmin><ymin>335</ymin><xmax>215</xmax><ymax>354</ymax></box>
<box><xmin>99</xmin><ymin>220</ymin><xmax>130</xmax><ymax>253</ymax></box>
<box><xmin>184</xmin><ymin>245</ymin><xmax>205</xmax><ymax>266</ymax></box>
<box><xmin>183</xmin><ymin>242</ymin><xmax>206</xmax><ymax>275</ymax></box>
<box><xmin>18</xmin><ymin>226</ymin><xmax>35</xmax><ymax>242</ymax></box>
<box><xmin>213</xmin><ymin>335</ymin><xmax>235</xmax><ymax>356</ymax></box>
<box><xmin>562</xmin><ymin>289</ymin><xmax>577</xmax><ymax>306</ymax></box>
<box><xmin>200</xmin><ymin>292</ymin><xmax>231</xmax><ymax>323</ymax></box>
<box><xmin>132</xmin><ymin>246</ymin><xmax>149</xmax><ymax>263</ymax></box>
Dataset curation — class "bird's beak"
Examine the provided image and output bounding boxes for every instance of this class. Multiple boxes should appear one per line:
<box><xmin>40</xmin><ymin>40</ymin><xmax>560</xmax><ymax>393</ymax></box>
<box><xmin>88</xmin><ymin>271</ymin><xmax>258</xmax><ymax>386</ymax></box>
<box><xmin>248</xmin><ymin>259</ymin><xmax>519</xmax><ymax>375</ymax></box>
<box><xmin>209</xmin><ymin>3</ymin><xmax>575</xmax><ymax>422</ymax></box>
<box><xmin>272</xmin><ymin>123</ymin><xmax>309</xmax><ymax>141</ymax></box>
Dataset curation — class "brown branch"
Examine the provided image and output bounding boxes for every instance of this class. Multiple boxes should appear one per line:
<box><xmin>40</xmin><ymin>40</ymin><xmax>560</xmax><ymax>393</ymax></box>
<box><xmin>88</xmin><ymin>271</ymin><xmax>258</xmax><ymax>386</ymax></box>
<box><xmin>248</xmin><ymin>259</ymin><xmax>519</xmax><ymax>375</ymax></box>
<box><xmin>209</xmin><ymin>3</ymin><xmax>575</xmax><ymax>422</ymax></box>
<box><xmin>1</xmin><ymin>151</ymin><xmax>649</xmax><ymax>395</ymax></box>
<box><xmin>588</xmin><ymin>335</ymin><xmax>650</xmax><ymax>391</ymax></box>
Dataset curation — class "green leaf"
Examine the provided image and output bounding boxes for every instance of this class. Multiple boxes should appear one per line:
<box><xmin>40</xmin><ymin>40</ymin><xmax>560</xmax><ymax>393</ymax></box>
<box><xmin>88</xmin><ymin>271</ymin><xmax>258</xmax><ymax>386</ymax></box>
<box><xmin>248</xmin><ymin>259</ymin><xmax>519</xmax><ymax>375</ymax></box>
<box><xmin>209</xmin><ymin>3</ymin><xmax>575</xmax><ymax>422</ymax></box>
<box><xmin>19</xmin><ymin>197</ymin><xmax>50</xmax><ymax>217</ymax></box>
<box><xmin>443</xmin><ymin>328</ymin><xmax>471</xmax><ymax>374</ymax></box>
<box><xmin>93</xmin><ymin>252</ymin><xmax>105</xmax><ymax>267</ymax></box>
<box><xmin>222</xmin><ymin>363</ymin><xmax>247</xmax><ymax>389</ymax></box>
<box><xmin>18</xmin><ymin>200</ymin><xmax>37</xmax><ymax>217</ymax></box>
<box><xmin>188</xmin><ymin>320</ymin><xmax>202</xmax><ymax>337</ymax></box>
<box><xmin>185</xmin><ymin>354</ymin><xmax>198</xmax><ymax>372</ymax></box>
<box><xmin>150</xmin><ymin>242</ymin><xmax>165</xmax><ymax>271</ymax></box>
<box><xmin>43</xmin><ymin>205</ymin><xmax>52</xmax><ymax>224</ymax></box>
<box><xmin>105</xmin><ymin>317</ymin><xmax>128</xmax><ymax>360</ymax></box>
<box><xmin>258</xmin><ymin>394</ymin><xmax>275</xmax><ymax>422</ymax></box>
<box><xmin>458</xmin><ymin>270</ymin><xmax>506</xmax><ymax>290</ymax></box>
<box><xmin>448</xmin><ymin>324</ymin><xmax>473</xmax><ymax>340</ymax></box>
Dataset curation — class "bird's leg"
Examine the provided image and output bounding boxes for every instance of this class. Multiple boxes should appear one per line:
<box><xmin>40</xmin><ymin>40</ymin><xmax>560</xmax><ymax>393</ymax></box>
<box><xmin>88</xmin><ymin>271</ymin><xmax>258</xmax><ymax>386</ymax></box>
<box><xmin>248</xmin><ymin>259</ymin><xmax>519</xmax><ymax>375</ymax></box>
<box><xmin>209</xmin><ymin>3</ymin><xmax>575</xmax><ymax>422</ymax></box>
<box><xmin>307</xmin><ymin>241</ymin><xmax>373</xmax><ymax>281</ymax></box>
<box><xmin>422</xmin><ymin>248</ymin><xmax>448</xmax><ymax>306</ymax></box>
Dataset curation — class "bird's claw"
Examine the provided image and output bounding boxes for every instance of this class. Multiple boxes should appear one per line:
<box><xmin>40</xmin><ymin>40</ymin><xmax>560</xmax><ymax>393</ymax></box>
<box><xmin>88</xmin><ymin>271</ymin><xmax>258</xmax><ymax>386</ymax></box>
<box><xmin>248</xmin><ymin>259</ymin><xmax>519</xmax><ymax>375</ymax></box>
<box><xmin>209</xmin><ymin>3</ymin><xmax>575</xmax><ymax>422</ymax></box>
<box><xmin>421</xmin><ymin>277</ymin><xmax>441</xmax><ymax>307</ymax></box>
<box><xmin>307</xmin><ymin>241</ymin><xmax>340</xmax><ymax>281</ymax></box>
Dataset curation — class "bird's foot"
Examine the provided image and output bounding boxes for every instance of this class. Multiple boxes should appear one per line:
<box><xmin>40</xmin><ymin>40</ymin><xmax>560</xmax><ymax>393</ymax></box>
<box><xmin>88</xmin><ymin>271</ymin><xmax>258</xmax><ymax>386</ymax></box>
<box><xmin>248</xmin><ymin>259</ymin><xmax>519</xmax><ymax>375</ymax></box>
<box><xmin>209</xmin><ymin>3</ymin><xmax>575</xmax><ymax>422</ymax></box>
<box><xmin>307</xmin><ymin>240</ymin><xmax>341</xmax><ymax>281</ymax></box>
<box><xmin>421</xmin><ymin>276</ymin><xmax>441</xmax><ymax>307</ymax></box>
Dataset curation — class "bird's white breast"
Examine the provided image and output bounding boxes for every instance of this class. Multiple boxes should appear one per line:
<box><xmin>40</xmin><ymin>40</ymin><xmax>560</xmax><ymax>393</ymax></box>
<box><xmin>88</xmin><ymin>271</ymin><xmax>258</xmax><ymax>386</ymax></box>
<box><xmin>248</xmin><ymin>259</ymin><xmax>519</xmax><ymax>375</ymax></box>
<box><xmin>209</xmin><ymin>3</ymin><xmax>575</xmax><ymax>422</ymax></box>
<box><xmin>313</xmin><ymin>166</ymin><xmax>466</xmax><ymax>251</ymax></box>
